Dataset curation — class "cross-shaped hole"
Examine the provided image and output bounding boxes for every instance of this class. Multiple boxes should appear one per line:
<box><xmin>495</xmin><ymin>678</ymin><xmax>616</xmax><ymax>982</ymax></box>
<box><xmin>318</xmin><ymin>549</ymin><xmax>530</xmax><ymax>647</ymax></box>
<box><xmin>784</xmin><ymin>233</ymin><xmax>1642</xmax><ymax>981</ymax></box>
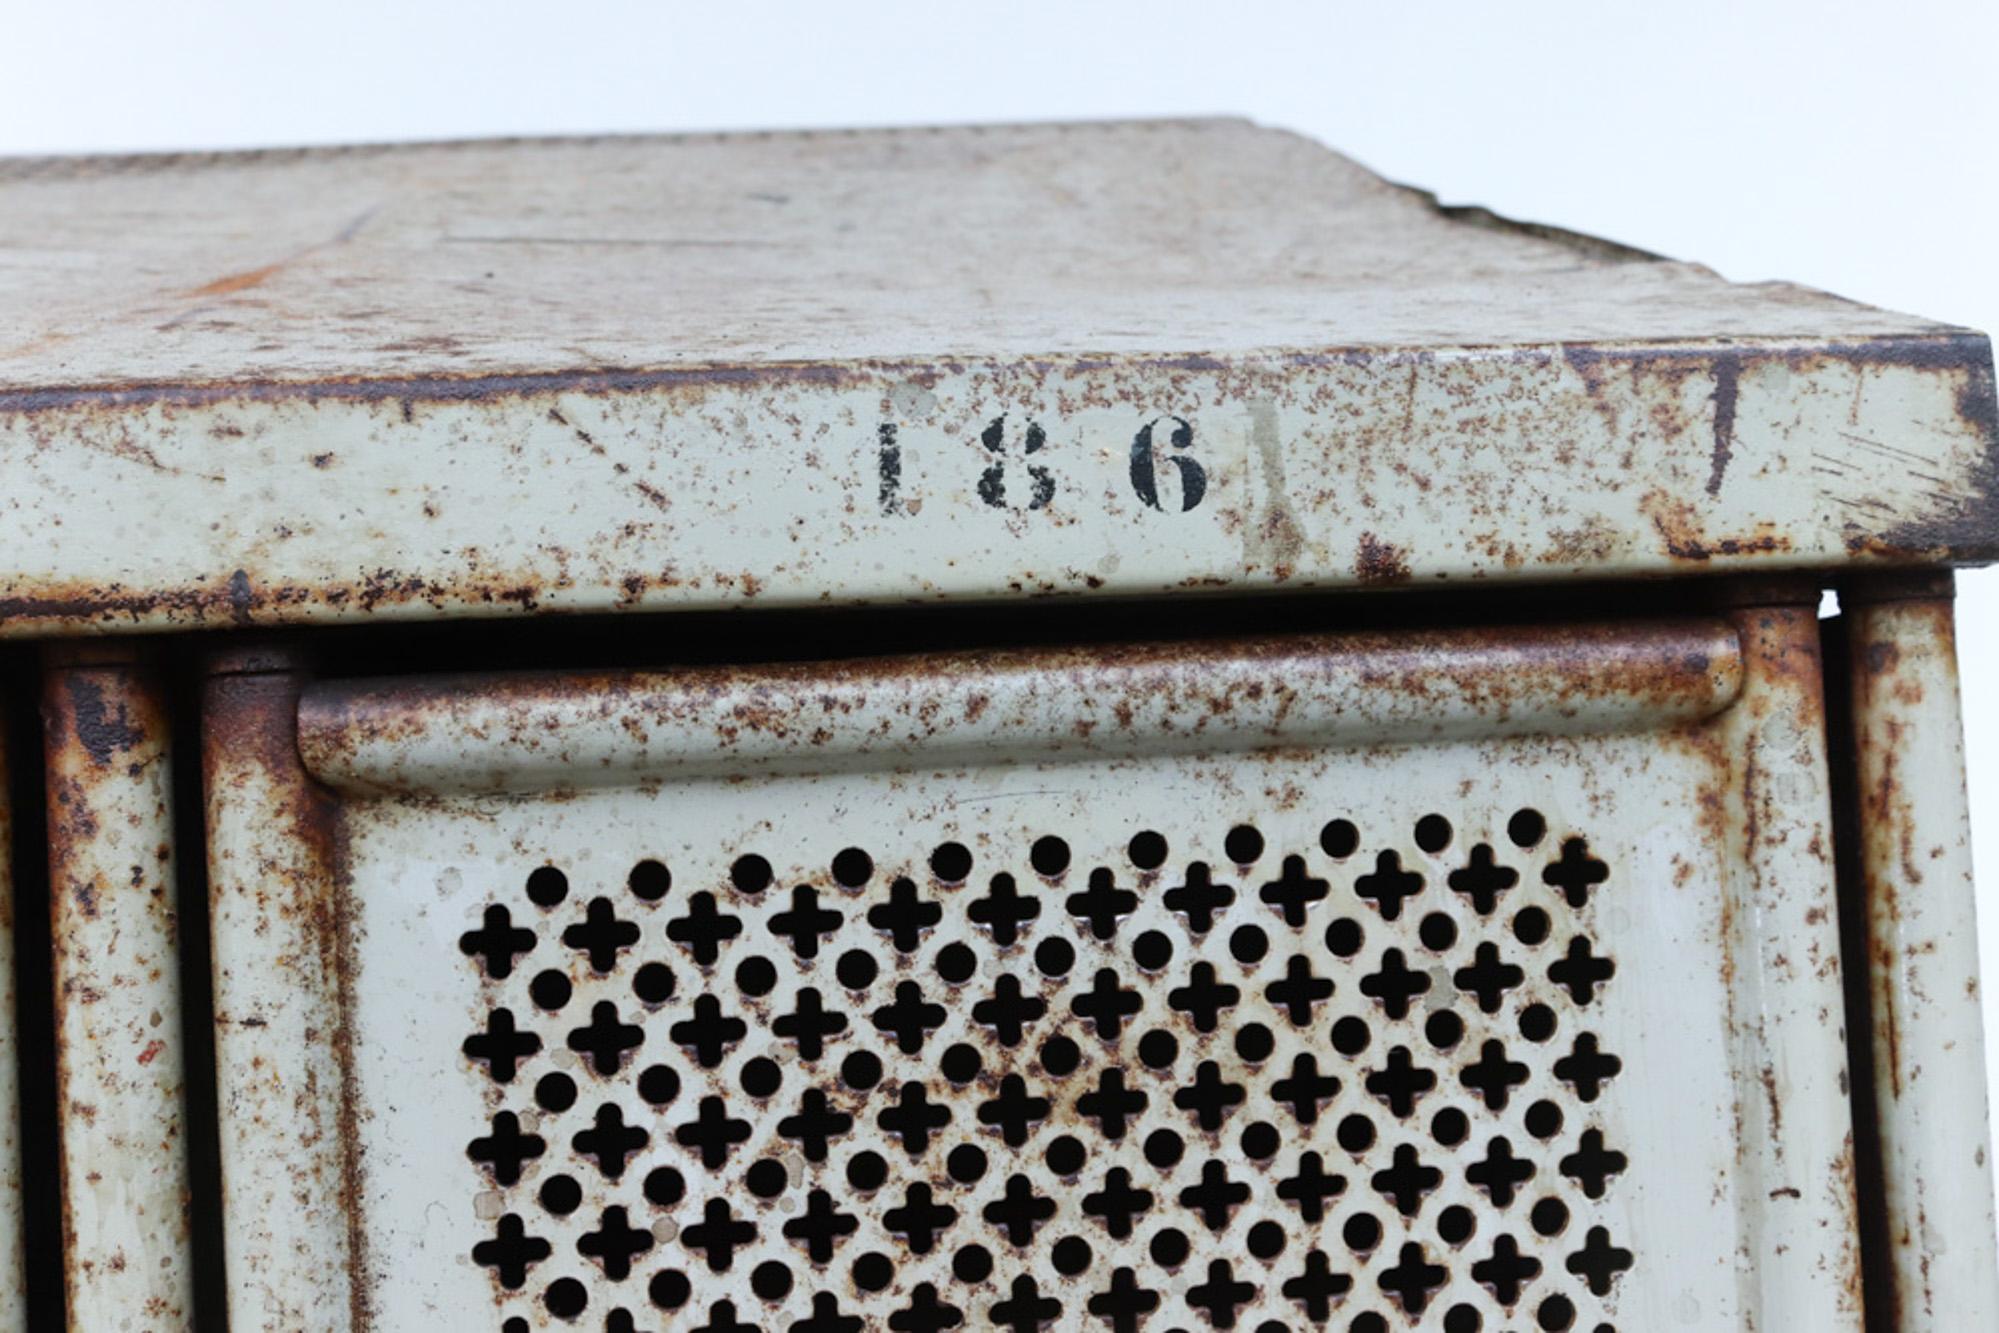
<box><xmin>1543</xmin><ymin>837</ymin><xmax>1609</xmax><ymax>908</ymax></box>
<box><xmin>1163</xmin><ymin>861</ymin><xmax>1235</xmax><ymax>934</ymax></box>
<box><xmin>769</xmin><ymin>885</ymin><xmax>843</xmax><ymax>959</ymax></box>
<box><xmin>1447</xmin><ymin>843</ymin><xmax>1518</xmax><ymax>915</ymax></box>
<box><xmin>467</xmin><ymin>1110</ymin><xmax>545</xmax><ymax>1186</ymax></box>
<box><xmin>470</xmin><ymin>1213</ymin><xmax>549</xmax><ymax>1289</ymax></box>
<box><xmin>1258</xmin><ymin>854</ymin><xmax>1329</xmax><ymax>927</ymax></box>
<box><xmin>462</xmin><ymin>1007</ymin><xmax>541</xmax><ymax>1083</ymax></box>
<box><xmin>566</xmin><ymin>1000</ymin><xmax>643</xmax><ymax>1075</ymax></box>
<box><xmin>781</xmin><ymin>1187</ymin><xmax>859</xmax><ymax>1263</ymax></box>
<box><xmin>1066</xmin><ymin>867</ymin><xmax>1137</xmax><ymax>940</ymax></box>
<box><xmin>1548</xmin><ymin>935</ymin><xmax>1616</xmax><ymax>1005</ymax></box>
<box><xmin>1354</xmin><ymin>850</ymin><xmax>1424</xmax><ymax>921</ymax></box>
<box><xmin>460</xmin><ymin>904</ymin><xmax>536</xmax><ymax>979</ymax></box>
<box><xmin>578</xmin><ymin>1204</ymin><xmax>654</xmax><ymax>1280</ymax></box>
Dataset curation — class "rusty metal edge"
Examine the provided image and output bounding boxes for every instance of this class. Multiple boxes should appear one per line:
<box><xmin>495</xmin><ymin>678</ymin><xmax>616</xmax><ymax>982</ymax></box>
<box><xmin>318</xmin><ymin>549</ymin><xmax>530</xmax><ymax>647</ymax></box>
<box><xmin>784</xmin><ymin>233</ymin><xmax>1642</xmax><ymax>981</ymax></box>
<box><xmin>202</xmin><ymin>657</ymin><xmax>366</xmax><ymax>1332</ymax></box>
<box><xmin>1711</xmin><ymin>601</ymin><xmax>1868</xmax><ymax>1328</ymax></box>
<box><xmin>1837</xmin><ymin>579</ymin><xmax>1999</xmax><ymax>1330</ymax></box>
<box><xmin>41</xmin><ymin>655</ymin><xmax>193</xmax><ymax>1329</ymax></box>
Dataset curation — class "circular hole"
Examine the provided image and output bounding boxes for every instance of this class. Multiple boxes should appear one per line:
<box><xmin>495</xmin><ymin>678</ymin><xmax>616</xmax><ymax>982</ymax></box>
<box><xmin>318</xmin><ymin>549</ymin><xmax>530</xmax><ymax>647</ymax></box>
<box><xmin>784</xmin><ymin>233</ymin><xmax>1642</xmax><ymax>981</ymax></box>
<box><xmin>935</xmin><ymin>943</ymin><xmax>976</xmax><ymax>984</ymax></box>
<box><xmin>544</xmin><ymin>1277</ymin><xmax>586</xmax><ymax>1320</ymax></box>
<box><xmin>529</xmin><ymin>969</ymin><xmax>572</xmax><ymax>1011</ymax></box>
<box><xmin>939</xmin><ymin>1043</ymin><xmax>982</xmax><ymax>1084</ymax></box>
<box><xmin>1431</xmin><ymin>1106</ymin><xmax>1469</xmax><ymax>1147</ymax></box>
<box><xmin>1030</xmin><ymin>836</ymin><xmax>1071</xmax><ymax>877</ymax></box>
<box><xmin>846</xmin><ymin>1150</ymin><xmax>888</xmax><ymax>1191</ymax></box>
<box><xmin>746</xmin><ymin>1159</ymin><xmax>787</xmax><ymax>1198</ymax></box>
<box><xmin>1538</xmin><ymin>1295</ymin><xmax>1576</xmax><ymax>1330</ymax></box>
<box><xmin>841</xmin><ymin>1050</ymin><xmax>883</xmax><ymax>1091</ymax></box>
<box><xmin>1418</xmin><ymin>913</ymin><xmax>1458</xmax><ymax>951</ymax></box>
<box><xmin>1039</xmin><ymin>1035</ymin><xmax>1082</xmax><ymax>1077</ymax></box>
<box><xmin>735</xmin><ymin>955</ymin><xmax>778</xmax><ymax>997</ymax></box>
<box><xmin>525</xmin><ymin>866</ymin><xmax>568</xmax><ymax>909</ymax></box>
<box><xmin>947</xmin><ymin>1143</ymin><xmax>988</xmax><ymax>1184</ymax></box>
<box><xmin>1437</xmin><ymin>1203</ymin><xmax>1475</xmax><ymax>1245</ymax></box>
<box><xmin>536</xmin><ymin>1071</ymin><xmax>578</xmax><ymax>1113</ymax></box>
<box><xmin>1331</xmin><ymin>1016</ymin><xmax>1371</xmax><ymax>1056</ymax></box>
<box><xmin>1342</xmin><ymin>1211</ymin><xmax>1382</xmax><ymax>1251</ymax></box>
<box><xmin>1128</xmin><ymin>830</ymin><xmax>1169</xmax><ymax>870</ymax></box>
<box><xmin>1324</xmin><ymin>917</ymin><xmax>1363</xmax><ymax>958</ymax></box>
<box><xmin>1321</xmin><ymin>820</ymin><xmax>1360</xmax><ymax>859</ymax></box>
<box><xmin>740</xmin><ymin>1057</ymin><xmax>781</xmax><ymax>1098</ymax></box>
<box><xmin>1143</xmin><ymin>1129</ymin><xmax>1184</xmax><ymax>1169</ymax></box>
<box><xmin>648</xmin><ymin>1270</ymin><xmax>690</xmax><ymax>1310</ymax></box>
<box><xmin>1224</xmin><ymin>825</ymin><xmax>1265</xmax><ymax>864</ymax></box>
<box><xmin>1424</xmin><ymin>1010</ymin><xmax>1465</xmax><ymax>1049</ymax></box>
<box><xmin>831</xmin><ymin>847</ymin><xmax>873</xmax><ymax>888</ymax></box>
<box><xmin>635</xmin><ymin>1066</ymin><xmax>677</xmax><ymax>1106</ymax></box>
<box><xmin>1415</xmin><ymin>814</ymin><xmax>1453</xmax><ymax>854</ymax></box>
<box><xmin>644</xmin><ymin>1166</ymin><xmax>685</xmax><ymax>1206</ymax></box>
<box><xmin>1046</xmin><ymin>1134</ymin><xmax>1086</xmax><ymax>1177</ymax></box>
<box><xmin>1138</xmin><ymin>1029</ymin><xmax>1179</xmax><ymax>1069</ymax></box>
<box><xmin>1230</xmin><ymin>924</ymin><xmax>1270</xmax><ymax>964</ymax></box>
<box><xmin>1241</xmin><ymin>1121</ymin><xmax>1279</xmax><ymax>1160</ymax></box>
<box><xmin>1351</xmin><ymin>1317</ymin><xmax>1388</xmax><ymax>1333</ymax></box>
<box><xmin>1524</xmin><ymin>1099</ymin><xmax>1564</xmax><ymax>1140</ymax></box>
<box><xmin>1531</xmin><ymin>1197</ymin><xmax>1570</xmax><ymax>1236</ymax></box>
<box><xmin>1234</xmin><ymin>1022</ymin><xmax>1274</xmax><ymax>1063</ymax></box>
<box><xmin>1336</xmin><ymin>1114</ymin><xmax>1375</xmax><ymax>1154</ymax></box>
<box><xmin>1520</xmin><ymin>1003</ymin><xmax>1557</xmax><ymax>1043</ymax></box>
<box><xmin>1509</xmin><ymin>808</ymin><xmax>1547</xmax><ymax>848</ymax></box>
<box><xmin>751</xmin><ymin>1260</ymin><xmax>793</xmax><ymax>1302</ymax></box>
<box><xmin>730</xmin><ymin>855</ymin><xmax>773</xmax><ymax>894</ymax></box>
<box><xmin>1247</xmin><ymin>1219</ymin><xmax>1285</xmax><ymax>1258</ymax></box>
<box><xmin>952</xmin><ymin>1243</ymin><xmax>993</xmax><ymax>1282</ymax></box>
<box><xmin>1052</xmin><ymin>1234</ymin><xmax>1093</xmax><ymax>1275</ymax></box>
<box><xmin>1513</xmin><ymin>907</ymin><xmax>1551</xmax><ymax>947</ymax></box>
<box><xmin>852</xmin><ymin>1252</ymin><xmax>893</xmax><ymax>1293</ymax></box>
<box><xmin>836</xmin><ymin>948</ymin><xmax>879</xmax><ymax>990</ymax></box>
<box><xmin>1035</xmin><ymin>937</ymin><xmax>1076</xmax><ymax>976</ymax></box>
<box><xmin>1444</xmin><ymin>1304</ymin><xmax>1483</xmax><ymax>1333</ymax></box>
<box><xmin>1132</xmin><ymin>929</ymin><xmax>1173</xmax><ymax>971</ymax></box>
<box><xmin>539</xmin><ymin>1173</ymin><xmax>581</xmax><ymax>1216</ymax></box>
<box><xmin>930</xmin><ymin>842</ymin><xmax>973</xmax><ymax>882</ymax></box>
<box><xmin>629</xmin><ymin>859</ymin><xmax>671</xmax><ymax>902</ymax></box>
<box><xmin>1149</xmin><ymin>1227</ymin><xmax>1190</xmax><ymax>1267</ymax></box>
<box><xmin>632</xmin><ymin>962</ymin><xmax>675</xmax><ymax>1005</ymax></box>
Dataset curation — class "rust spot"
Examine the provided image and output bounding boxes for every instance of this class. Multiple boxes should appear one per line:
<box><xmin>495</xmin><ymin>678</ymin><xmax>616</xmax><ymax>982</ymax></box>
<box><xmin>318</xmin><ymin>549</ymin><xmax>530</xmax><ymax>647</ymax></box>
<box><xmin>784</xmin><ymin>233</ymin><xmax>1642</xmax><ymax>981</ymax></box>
<box><xmin>1354</xmin><ymin>533</ymin><xmax>1410</xmax><ymax>585</ymax></box>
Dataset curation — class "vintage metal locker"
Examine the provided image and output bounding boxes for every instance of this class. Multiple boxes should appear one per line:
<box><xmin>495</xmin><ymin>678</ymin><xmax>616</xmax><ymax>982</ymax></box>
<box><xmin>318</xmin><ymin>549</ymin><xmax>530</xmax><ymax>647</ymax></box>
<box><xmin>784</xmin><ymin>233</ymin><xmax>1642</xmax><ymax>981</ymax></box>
<box><xmin>0</xmin><ymin>120</ymin><xmax>1994</xmax><ymax>1331</ymax></box>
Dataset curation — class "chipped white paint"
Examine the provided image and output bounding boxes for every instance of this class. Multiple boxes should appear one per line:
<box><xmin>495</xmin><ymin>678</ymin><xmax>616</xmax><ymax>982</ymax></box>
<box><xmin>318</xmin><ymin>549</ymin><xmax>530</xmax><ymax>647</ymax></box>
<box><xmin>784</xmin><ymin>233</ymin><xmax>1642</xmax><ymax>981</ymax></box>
<box><xmin>42</xmin><ymin>658</ymin><xmax>193</xmax><ymax>1330</ymax></box>
<box><xmin>206</xmin><ymin>618</ymin><xmax>1861</xmax><ymax>1330</ymax></box>
<box><xmin>0</xmin><ymin>121</ymin><xmax>1989</xmax><ymax>635</ymax></box>
<box><xmin>1845</xmin><ymin>586</ymin><xmax>1999</xmax><ymax>1330</ymax></box>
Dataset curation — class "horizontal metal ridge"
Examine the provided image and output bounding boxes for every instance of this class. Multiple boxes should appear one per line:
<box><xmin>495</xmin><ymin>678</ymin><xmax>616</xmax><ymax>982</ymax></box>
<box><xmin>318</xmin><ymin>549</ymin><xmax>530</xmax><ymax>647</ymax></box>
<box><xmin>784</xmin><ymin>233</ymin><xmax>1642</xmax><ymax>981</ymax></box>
<box><xmin>297</xmin><ymin>618</ymin><xmax>1743</xmax><ymax>794</ymax></box>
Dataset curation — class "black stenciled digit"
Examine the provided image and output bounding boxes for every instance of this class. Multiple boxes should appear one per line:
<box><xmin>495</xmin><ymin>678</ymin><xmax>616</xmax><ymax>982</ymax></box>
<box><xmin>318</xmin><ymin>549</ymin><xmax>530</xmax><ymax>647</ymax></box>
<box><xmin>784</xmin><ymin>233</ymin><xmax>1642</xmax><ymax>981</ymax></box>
<box><xmin>877</xmin><ymin>421</ymin><xmax>902</xmax><ymax>515</ymax></box>
<box><xmin>976</xmin><ymin>413</ymin><xmax>1054</xmax><ymax>510</ymax></box>
<box><xmin>1129</xmin><ymin>415</ymin><xmax>1206</xmax><ymax>512</ymax></box>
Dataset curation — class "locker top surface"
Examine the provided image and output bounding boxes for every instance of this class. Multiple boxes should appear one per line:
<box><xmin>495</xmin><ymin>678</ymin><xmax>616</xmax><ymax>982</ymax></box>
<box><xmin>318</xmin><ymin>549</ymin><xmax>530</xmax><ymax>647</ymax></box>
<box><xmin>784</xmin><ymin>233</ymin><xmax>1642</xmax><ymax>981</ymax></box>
<box><xmin>0</xmin><ymin>118</ymin><xmax>1991</xmax><ymax>634</ymax></box>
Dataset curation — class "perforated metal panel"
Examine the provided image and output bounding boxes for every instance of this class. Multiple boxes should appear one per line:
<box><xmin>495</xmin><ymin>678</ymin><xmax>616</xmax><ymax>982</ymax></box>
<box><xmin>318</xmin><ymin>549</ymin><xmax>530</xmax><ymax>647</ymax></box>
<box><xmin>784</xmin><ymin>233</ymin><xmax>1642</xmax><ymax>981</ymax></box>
<box><xmin>444</xmin><ymin>798</ymin><xmax>1635</xmax><ymax>1333</ymax></box>
<box><xmin>201</xmin><ymin>617</ymin><xmax>1863</xmax><ymax>1331</ymax></box>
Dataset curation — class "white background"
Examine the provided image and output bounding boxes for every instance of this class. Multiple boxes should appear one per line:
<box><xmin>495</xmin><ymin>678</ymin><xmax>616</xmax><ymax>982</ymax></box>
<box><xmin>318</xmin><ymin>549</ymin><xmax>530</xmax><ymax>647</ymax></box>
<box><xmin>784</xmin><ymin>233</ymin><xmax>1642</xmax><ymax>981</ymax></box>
<box><xmin>4</xmin><ymin>0</ymin><xmax>1996</xmax><ymax>1224</ymax></box>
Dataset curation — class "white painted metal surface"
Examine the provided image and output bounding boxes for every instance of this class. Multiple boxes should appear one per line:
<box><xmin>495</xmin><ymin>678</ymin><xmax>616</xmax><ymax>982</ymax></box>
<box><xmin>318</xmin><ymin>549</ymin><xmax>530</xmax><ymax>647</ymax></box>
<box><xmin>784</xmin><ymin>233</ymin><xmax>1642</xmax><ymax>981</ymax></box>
<box><xmin>205</xmin><ymin>614</ymin><xmax>1862</xmax><ymax>1330</ymax></box>
<box><xmin>42</xmin><ymin>657</ymin><xmax>193</xmax><ymax>1330</ymax></box>
<box><xmin>0</xmin><ymin>122</ymin><xmax>1990</xmax><ymax>636</ymax></box>
<box><xmin>1844</xmin><ymin>584</ymin><xmax>1999</xmax><ymax>1329</ymax></box>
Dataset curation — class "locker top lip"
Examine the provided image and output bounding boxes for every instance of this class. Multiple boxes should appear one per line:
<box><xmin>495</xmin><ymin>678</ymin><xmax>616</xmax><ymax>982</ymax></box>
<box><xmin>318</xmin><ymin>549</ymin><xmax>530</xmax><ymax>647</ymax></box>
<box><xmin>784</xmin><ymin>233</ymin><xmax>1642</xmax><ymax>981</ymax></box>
<box><xmin>0</xmin><ymin>118</ymin><xmax>1990</xmax><ymax>636</ymax></box>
